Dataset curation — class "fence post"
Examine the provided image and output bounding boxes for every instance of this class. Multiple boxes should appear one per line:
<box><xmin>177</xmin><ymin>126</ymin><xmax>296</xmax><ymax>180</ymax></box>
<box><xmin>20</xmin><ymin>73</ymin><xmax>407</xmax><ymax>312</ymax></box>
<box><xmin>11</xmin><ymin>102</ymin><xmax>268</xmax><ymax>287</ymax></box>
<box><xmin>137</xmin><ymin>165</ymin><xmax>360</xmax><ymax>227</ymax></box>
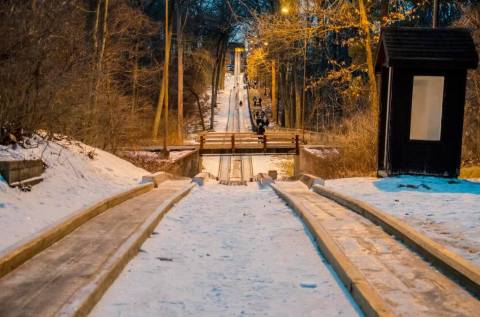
<box><xmin>263</xmin><ymin>135</ymin><xmax>267</xmax><ymax>152</ymax></box>
<box><xmin>200</xmin><ymin>135</ymin><xmax>204</xmax><ymax>152</ymax></box>
<box><xmin>231</xmin><ymin>134</ymin><xmax>235</xmax><ymax>153</ymax></box>
<box><xmin>295</xmin><ymin>134</ymin><xmax>300</xmax><ymax>155</ymax></box>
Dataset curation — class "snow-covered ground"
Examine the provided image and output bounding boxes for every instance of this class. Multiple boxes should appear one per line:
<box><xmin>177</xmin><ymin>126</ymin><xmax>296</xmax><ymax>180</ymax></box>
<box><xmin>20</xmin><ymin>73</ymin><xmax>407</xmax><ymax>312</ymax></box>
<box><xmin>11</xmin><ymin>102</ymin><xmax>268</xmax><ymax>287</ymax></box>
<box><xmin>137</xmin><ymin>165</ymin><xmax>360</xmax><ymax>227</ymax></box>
<box><xmin>91</xmin><ymin>184</ymin><xmax>362</xmax><ymax>317</ymax></box>
<box><xmin>0</xmin><ymin>135</ymin><xmax>147</xmax><ymax>252</ymax></box>
<box><xmin>326</xmin><ymin>176</ymin><xmax>480</xmax><ymax>266</ymax></box>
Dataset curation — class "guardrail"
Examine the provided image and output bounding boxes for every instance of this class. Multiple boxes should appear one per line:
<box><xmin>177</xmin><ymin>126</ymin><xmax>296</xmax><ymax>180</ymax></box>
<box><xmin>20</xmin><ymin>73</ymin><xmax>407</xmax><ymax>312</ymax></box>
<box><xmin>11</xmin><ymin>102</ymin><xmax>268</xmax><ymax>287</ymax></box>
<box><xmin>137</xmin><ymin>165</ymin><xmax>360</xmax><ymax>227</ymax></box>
<box><xmin>198</xmin><ymin>132</ymin><xmax>299</xmax><ymax>155</ymax></box>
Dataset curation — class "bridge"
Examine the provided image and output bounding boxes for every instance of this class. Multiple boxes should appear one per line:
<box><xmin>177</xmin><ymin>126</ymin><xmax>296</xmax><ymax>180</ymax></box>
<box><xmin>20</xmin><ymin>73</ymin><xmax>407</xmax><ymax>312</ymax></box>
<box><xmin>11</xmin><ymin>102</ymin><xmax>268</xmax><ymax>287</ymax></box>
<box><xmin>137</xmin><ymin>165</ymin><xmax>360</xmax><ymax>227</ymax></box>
<box><xmin>198</xmin><ymin>132</ymin><xmax>300</xmax><ymax>155</ymax></box>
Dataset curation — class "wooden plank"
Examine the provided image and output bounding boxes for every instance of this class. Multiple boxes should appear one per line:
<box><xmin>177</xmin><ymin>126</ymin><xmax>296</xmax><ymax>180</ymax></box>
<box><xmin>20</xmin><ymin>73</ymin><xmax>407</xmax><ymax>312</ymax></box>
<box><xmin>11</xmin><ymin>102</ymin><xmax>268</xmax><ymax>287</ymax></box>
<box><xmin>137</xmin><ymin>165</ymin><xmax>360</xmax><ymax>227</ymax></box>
<box><xmin>0</xmin><ymin>180</ymin><xmax>194</xmax><ymax>317</ymax></box>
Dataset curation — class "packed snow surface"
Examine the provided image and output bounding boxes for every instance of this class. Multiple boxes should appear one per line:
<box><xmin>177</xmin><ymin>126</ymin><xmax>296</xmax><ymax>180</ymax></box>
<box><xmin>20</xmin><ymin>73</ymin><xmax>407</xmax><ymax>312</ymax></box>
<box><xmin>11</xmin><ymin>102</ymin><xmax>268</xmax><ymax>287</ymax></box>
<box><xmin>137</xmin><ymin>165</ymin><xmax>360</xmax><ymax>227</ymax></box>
<box><xmin>0</xmin><ymin>136</ymin><xmax>147</xmax><ymax>252</ymax></box>
<box><xmin>91</xmin><ymin>184</ymin><xmax>361</xmax><ymax>317</ymax></box>
<box><xmin>326</xmin><ymin>176</ymin><xmax>480</xmax><ymax>266</ymax></box>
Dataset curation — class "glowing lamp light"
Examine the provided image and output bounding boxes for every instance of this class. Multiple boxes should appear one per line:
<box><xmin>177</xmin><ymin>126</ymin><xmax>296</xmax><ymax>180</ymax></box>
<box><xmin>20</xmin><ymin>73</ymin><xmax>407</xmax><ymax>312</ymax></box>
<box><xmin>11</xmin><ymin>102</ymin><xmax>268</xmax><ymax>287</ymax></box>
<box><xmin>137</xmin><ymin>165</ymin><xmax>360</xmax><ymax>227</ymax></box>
<box><xmin>281</xmin><ymin>7</ymin><xmax>289</xmax><ymax>15</ymax></box>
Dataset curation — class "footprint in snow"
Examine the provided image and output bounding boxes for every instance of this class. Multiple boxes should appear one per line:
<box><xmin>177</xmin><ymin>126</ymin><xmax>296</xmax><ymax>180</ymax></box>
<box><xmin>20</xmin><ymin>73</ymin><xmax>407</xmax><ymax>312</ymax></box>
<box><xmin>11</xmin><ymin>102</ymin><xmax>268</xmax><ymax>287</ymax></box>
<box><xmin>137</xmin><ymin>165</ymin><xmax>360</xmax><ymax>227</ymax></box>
<box><xmin>300</xmin><ymin>282</ymin><xmax>317</xmax><ymax>289</ymax></box>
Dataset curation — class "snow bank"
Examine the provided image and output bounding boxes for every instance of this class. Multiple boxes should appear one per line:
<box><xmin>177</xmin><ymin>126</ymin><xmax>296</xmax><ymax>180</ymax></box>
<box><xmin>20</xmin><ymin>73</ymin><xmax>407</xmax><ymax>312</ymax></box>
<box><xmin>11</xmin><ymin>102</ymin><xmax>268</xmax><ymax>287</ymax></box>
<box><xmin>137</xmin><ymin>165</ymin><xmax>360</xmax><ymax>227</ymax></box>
<box><xmin>0</xmin><ymin>135</ymin><xmax>147</xmax><ymax>252</ymax></box>
<box><xmin>326</xmin><ymin>176</ymin><xmax>480</xmax><ymax>266</ymax></box>
<box><xmin>305</xmin><ymin>147</ymin><xmax>339</xmax><ymax>159</ymax></box>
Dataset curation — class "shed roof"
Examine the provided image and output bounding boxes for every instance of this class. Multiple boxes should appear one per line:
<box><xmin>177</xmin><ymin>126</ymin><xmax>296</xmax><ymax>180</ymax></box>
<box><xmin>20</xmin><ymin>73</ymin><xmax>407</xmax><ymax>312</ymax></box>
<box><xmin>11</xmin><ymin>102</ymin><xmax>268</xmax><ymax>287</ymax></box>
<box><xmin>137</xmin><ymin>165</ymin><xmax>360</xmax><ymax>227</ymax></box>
<box><xmin>375</xmin><ymin>27</ymin><xmax>478</xmax><ymax>72</ymax></box>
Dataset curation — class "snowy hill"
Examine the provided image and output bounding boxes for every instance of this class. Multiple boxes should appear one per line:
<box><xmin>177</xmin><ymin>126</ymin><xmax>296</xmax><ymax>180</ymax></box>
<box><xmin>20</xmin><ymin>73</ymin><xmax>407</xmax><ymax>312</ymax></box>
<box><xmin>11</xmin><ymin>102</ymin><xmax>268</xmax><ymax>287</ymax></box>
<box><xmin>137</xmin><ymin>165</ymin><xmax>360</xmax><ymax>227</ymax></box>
<box><xmin>0</xmin><ymin>135</ymin><xmax>148</xmax><ymax>252</ymax></box>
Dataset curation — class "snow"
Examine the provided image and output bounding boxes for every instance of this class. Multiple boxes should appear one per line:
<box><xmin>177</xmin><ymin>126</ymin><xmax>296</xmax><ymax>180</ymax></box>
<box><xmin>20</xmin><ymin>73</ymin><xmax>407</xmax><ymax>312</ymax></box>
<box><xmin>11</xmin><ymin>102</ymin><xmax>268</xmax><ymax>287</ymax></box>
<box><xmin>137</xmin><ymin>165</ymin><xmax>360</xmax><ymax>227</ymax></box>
<box><xmin>305</xmin><ymin>147</ymin><xmax>339</xmax><ymax>159</ymax></box>
<box><xmin>326</xmin><ymin>176</ymin><xmax>480</xmax><ymax>266</ymax></box>
<box><xmin>0</xmin><ymin>135</ymin><xmax>148</xmax><ymax>252</ymax></box>
<box><xmin>213</xmin><ymin>74</ymin><xmax>234</xmax><ymax>132</ymax></box>
<box><xmin>90</xmin><ymin>184</ymin><xmax>362</xmax><ymax>317</ymax></box>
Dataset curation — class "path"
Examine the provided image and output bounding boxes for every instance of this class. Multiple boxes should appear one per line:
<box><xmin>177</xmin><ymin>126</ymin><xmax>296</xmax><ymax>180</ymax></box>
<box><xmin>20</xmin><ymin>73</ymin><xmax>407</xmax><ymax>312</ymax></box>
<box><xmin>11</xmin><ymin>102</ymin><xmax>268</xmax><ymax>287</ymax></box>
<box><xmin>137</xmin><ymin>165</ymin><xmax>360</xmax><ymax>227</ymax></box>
<box><xmin>90</xmin><ymin>184</ymin><xmax>362</xmax><ymax>316</ymax></box>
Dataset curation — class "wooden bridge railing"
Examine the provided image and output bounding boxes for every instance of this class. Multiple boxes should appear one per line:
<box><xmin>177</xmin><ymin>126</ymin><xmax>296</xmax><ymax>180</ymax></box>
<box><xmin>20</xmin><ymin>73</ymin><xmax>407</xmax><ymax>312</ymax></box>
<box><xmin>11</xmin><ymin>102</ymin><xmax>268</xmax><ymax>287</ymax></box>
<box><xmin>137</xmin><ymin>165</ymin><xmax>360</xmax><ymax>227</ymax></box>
<box><xmin>198</xmin><ymin>132</ymin><xmax>299</xmax><ymax>154</ymax></box>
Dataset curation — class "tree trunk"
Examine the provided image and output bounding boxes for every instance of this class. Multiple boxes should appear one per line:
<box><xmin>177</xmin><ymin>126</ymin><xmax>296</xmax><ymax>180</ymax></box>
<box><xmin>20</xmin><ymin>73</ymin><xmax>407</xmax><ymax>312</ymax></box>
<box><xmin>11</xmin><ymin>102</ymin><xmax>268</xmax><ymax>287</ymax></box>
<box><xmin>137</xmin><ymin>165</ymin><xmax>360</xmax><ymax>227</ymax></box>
<box><xmin>189</xmin><ymin>88</ymin><xmax>206</xmax><ymax>131</ymax></box>
<box><xmin>88</xmin><ymin>0</ymin><xmax>102</xmax><ymax>113</ymax></box>
<box><xmin>131</xmin><ymin>42</ymin><xmax>139</xmax><ymax>114</ymax></box>
<box><xmin>294</xmin><ymin>72</ymin><xmax>302</xmax><ymax>129</ymax></box>
<box><xmin>176</xmin><ymin>1</ymin><xmax>184</xmax><ymax>144</ymax></box>
<box><xmin>359</xmin><ymin>0</ymin><xmax>379</xmax><ymax>117</ymax></box>
<box><xmin>152</xmin><ymin>14</ymin><xmax>173</xmax><ymax>139</ymax></box>
<box><xmin>209</xmin><ymin>36</ymin><xmax>222</xmax><ymax>130</ymax></box>
<box><xmin>271</xmin><ymin>59</ymin><xmax>277</xmax><ymax>123</ymax></box>
<box><xmin>210</xmin><ymin>35</ymin><xmax>227</xmax><ymax>130</ymax></box>
<box><xmin>163</xmin><ymin>0</ymin><xmax>170</xmax><ymax>155</ymax></box>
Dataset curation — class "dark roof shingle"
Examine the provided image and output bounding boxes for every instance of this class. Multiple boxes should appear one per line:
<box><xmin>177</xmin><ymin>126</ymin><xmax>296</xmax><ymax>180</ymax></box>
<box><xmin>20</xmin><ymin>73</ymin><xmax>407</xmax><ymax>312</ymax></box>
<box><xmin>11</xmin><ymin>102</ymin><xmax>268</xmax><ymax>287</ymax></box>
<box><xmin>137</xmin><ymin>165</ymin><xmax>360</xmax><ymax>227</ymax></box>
<box><xmin>375</xmin><ymin>27</ymin><xmax>478</xmax><ymax>72</ymax></box>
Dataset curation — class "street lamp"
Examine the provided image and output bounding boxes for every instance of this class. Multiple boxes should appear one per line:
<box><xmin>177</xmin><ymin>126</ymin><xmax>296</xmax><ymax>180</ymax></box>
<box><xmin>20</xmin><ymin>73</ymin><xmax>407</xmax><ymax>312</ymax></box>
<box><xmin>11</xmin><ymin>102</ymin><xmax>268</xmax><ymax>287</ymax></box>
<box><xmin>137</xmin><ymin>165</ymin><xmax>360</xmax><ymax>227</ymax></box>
<box><xmin>281</xmin><ymin>6</ymin><xmax>289</xmax><ymax>15</ymax></box>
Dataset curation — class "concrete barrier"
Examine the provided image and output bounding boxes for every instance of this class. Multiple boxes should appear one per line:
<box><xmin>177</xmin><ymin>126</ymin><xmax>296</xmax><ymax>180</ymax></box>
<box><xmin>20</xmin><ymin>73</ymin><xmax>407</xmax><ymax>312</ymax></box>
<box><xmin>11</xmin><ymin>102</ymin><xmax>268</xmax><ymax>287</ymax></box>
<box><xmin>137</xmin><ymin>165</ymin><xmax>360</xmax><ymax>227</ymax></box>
<box><xmin>256</xmin><ymin>173</ymin><xmax>273</xmax><ymax>186</ymax></box>
<box><xmin>0</xmin><ymin>159</ymin><xmax>44</xmax><ymax>187</ymax></box>
<box><xmin>142</xmin><ymin>171</ymin><xmax>172</xmax><ymax>187</ymax></box>
<box><xmin>312</xmin><ymin>184</ymin><xmax>480</xmax><ymax>298</ymax></box>
<box><xmin>192</xmin><ymin>172</ymin><xmax>212</xmax><ymax>186</ymax></box>
<box><xmin>271</xmin><ymin>183</ymin><xmax>394</xmax><ymax>317</ymax></box>
<box><xmin>297</xmin><ymin>146</ymin><xmax>340</xmax><ymax>179</ymax></box>
<box><xmin>0</xmin><ymin>183</ymin><xmax>154</xmax><ymax>279</ymax></box>
<box><xmin>299</xmin><ymin>173</ymin><xmax>325</xmax><ymax>188</ymax></box>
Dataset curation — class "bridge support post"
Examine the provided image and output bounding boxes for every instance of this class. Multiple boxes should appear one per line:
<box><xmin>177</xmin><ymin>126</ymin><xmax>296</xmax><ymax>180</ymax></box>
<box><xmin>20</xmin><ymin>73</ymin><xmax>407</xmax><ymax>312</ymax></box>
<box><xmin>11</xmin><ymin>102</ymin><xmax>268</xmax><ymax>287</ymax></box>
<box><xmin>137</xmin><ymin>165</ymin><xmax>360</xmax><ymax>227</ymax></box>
<box><xmin>231</xmin><ymin>134</ymin><xmax>235</xmax><ymax>153</ymax></box>
<box><xmin>200</xmin><ymin>135</ymin><xmax>205</xmax><ymax>153</ymax></box>
<box><xmin>295</xmin><ymin>135</ymin><xmax>300</xmax><ymax>155</ymax></box>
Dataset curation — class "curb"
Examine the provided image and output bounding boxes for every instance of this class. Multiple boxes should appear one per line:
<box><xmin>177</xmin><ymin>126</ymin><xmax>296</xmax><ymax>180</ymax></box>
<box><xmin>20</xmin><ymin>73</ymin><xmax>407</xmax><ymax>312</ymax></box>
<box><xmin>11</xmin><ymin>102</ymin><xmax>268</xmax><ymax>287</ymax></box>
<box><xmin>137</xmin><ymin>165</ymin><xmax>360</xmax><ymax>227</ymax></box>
<box><xmin>271</xmin><ymin>184</ymin><xmax>394</xmax><ymax>317</ymax></box>
<box><xmin>299</xmin><ymin>173</ymin><xmax>325</xmax><ymax>188</ymax></box>
<box><xmin>256</xmin><ymin>173</ymin><xmax>274</xmax><ymax>186</ymax></box>
<box><xmin>58</xmin><ymin>182</ymin><xmax>195</xmax><ymax>317</ymax></box>
<box><xmin>192</xmin><ymin>172</ymin><xmax>212</xmax><ymax>186</ymax></box>
<box><xmin>0</xmin><ymin>183</ymin><xmax>154</xmax><ymax>279</ymax></box>
<box><xmin>312</xmin><ymin>184</ymin><xmax>480</xmax><ymax>298</ymax></box>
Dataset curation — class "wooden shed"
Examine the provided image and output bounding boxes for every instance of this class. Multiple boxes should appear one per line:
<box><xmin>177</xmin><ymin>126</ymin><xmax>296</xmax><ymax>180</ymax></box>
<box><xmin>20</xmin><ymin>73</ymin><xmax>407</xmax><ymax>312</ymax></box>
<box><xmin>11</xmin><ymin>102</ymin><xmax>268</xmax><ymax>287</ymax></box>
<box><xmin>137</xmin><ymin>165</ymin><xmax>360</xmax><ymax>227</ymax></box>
<box><xmin>375</xmin><ymin>27</ymin><xmax>478</xmax><ymax>177</ymax></box>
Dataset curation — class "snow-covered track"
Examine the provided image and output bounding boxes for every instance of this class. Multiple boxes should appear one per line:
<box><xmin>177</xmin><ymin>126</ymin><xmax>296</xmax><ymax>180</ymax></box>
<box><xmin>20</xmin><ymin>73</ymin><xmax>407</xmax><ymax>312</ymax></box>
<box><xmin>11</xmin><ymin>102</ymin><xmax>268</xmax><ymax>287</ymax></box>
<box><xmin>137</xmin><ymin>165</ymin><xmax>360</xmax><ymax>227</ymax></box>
<box><xmin>272</xmin><ymin>181</ymin><xmax>480</xmax><ymax>317</ymax></box>
<box><xmin>0</xmin><ymin>180</ymin><xmax>194</xmax><ymax>317</ymax></box>
<box><xmin>312</xmin><ymin>183</ymin><xmax>480</xmax><ymax>298</ymax></box>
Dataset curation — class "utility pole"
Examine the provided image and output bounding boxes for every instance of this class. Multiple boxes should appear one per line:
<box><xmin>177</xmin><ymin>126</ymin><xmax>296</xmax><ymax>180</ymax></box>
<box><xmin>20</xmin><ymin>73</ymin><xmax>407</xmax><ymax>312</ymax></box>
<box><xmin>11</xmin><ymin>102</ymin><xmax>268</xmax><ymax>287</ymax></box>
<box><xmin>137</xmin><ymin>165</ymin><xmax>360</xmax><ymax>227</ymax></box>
<box><xmin>163</xmin><ymin>0</ymin><xmax>169</xmax><ymax>157</ymax></box>
<box><xmin>433</xmin><ymin>0</ymin><xmax>440</xmax><ymax>28</ymax></box>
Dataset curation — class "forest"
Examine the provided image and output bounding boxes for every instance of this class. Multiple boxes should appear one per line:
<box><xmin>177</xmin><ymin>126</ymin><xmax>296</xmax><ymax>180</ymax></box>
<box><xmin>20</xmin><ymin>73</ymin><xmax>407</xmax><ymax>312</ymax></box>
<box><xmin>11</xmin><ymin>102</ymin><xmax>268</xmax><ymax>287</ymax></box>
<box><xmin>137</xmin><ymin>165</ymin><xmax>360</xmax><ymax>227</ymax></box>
<box><xmin>0</xmin><ymin>0</ymin><xmax>479</xmax><ymax>176</ymax></box>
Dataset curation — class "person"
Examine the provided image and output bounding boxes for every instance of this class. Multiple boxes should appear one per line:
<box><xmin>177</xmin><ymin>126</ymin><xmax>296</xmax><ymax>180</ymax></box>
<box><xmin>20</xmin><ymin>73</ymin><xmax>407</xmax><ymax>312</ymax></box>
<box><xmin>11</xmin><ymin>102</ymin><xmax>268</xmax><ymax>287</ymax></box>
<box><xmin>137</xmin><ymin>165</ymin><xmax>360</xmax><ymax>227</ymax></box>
<box><xmin>257</xmin><ymin>121</ymin><xmax>265</xmax><ymax>135</ymax></box>
<box><xmin>253</xmin><ymin>96</ymin><xmax>257</xmax><ymax>106</ymax></box>
<box><xmin>258</xmin><ymin>97</ymin><xmax>262</xmax><ymax>107</ymax></box>
<box><xmin>256</xmin><ymin>112</ymin><xmax>263</xmax><ymax>127</ymax></box>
